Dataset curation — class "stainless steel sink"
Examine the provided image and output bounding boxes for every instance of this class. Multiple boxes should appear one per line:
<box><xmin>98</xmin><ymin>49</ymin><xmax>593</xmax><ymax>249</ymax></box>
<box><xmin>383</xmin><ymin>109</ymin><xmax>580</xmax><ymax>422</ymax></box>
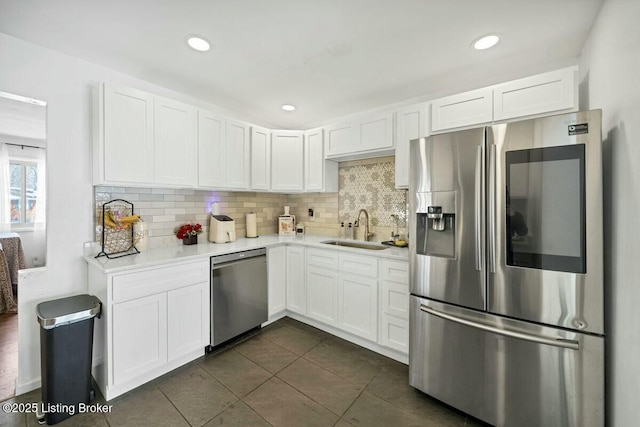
<box><xmin>321</xmin><ymin>240</ymin><xmax>389</xmax><ymax>250</ymax></box>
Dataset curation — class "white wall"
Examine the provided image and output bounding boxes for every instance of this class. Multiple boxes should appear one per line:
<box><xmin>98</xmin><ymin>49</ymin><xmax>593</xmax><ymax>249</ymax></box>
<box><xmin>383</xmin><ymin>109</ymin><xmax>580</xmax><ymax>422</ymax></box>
<box><xmin>0</xmin><ymin>32</ymin><xmax>259</xmax><ymax>394</ymax></box>
<box><xmin>579</xmin><ymin>0</ymin><xmax>640</xmax><ymax>425</ymax></box>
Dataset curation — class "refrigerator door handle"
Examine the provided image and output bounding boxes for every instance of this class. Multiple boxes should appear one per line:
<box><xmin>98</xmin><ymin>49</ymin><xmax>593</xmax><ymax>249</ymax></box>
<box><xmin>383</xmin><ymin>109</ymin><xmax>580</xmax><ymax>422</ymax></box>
<box><xmin>475</xmin><ymin>145</ymin><xmax>483</xmax><ymax>271</ymax></box>
<box><xmin>419</xmin><ymin>304</ymin><xmax>580</xmax><ymax>350</ymax></box>
<box><xmin>488</xmin><ymin>144</ymin><xmax>497</xmax><ymax>273</ymax></box>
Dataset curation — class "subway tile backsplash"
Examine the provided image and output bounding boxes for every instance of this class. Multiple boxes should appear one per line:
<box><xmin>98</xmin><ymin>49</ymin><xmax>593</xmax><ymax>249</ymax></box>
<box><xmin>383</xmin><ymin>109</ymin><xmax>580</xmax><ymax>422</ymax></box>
<box><xmin>95</xmin><ymin>188</ymin><xmax>288</xmax><ymax>249</ymax></box>
<box><xmin>93</xmin><ymin>157</ymin><xmax>409</xmax><ymax>249</ymax></box>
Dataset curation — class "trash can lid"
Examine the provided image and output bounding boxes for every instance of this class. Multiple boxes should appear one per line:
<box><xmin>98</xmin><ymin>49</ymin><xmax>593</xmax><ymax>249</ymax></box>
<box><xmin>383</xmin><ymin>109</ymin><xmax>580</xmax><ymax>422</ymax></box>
<box><xmin>36</xmin><ymin>294</ymin><xmax>101</xmax><ymax>329</ymax></box>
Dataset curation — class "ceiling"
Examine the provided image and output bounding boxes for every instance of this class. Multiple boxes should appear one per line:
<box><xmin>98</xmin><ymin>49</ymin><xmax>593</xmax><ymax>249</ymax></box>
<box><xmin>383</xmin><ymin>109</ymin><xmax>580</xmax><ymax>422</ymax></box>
<box><xmin>0</xmin><ymin>0</ymin><xmax>603</xmax><ymax>129</ymax></box>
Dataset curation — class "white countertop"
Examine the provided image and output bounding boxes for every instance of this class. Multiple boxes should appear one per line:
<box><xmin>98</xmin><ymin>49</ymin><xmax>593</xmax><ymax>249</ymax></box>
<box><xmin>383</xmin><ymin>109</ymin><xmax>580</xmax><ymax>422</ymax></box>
<box><xmin>84</xmin><ymin>234</ymin><xmax>409</xmax><ymax>274</ymax></box>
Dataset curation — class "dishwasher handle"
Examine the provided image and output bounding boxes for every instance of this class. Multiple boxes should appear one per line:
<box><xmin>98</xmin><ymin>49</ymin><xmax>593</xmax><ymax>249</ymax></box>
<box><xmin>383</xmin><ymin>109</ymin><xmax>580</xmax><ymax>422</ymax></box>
<box><xmin>212</xmin><ymin>257</ymin><xmax>264</xmax><ymax>270</ymax></box>
<box><xmin>211</xmin><ymin>247</ymin><xmax>267</xmax><ymax>266</ymax></box>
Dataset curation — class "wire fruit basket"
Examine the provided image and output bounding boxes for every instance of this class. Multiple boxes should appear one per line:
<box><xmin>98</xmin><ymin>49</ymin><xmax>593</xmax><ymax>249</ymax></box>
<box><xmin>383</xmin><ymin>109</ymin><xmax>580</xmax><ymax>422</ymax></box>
<box><xmin>95</xmin><ymin>199</ymin><xmax>140</xmax><ymax>259</ymax></box>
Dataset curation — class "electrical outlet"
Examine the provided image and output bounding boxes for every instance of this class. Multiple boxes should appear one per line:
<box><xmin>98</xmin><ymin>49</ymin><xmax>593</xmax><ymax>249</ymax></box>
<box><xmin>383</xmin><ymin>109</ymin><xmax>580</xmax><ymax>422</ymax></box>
<box><xmin>308</xmin><ymin>208</ymin><xmax>315</xmax><ymax>221</ymax></box>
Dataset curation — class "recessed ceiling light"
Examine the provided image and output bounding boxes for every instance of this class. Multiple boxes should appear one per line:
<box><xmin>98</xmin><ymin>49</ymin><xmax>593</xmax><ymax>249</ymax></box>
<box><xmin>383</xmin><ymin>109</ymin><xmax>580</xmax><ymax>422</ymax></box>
<box><xmin>186</xmin><ymin>36</ymin><xmax>210</xmax><ymax>52</ymax></box>
<box><xmin>281</xmin><ymin>104</ymin><xmax>296</xmax><ymax>111</ymax></box>
<box><xmin>473</xmin><ymin>34</ymin><xmax>500</xmax><ymax>50</ymax></box>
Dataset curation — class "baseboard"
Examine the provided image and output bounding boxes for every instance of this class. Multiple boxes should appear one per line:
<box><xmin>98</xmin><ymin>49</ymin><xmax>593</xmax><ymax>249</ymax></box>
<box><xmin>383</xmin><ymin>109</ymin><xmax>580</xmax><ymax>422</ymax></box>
<box><xmin>285</xmin><ymin>311</ymin><xmax>408</xmax><ymax>364</ymax></box>
<box><xmin>15</xmin><ymin>377</ymin><xmax>41</xmax><ymax>396</ymax></box>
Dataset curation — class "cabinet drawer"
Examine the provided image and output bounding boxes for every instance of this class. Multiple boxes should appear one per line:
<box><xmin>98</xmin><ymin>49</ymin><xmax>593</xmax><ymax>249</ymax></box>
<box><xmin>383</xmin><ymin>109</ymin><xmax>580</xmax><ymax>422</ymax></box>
<box><xmin>381</xmin><ymin>280</ymin><xmax>409</xmax><ymax>319</ymax></box>
<box><xmin>381</xmin><ymin>260</ymin><xmax>409</xmax><ymax>283</ymax></box>
<box><xmin>306</xmin><ymin>248</ymin><xmax>338</xmax><ymax>269</ymax></box>
<box><xmin>112</xmin><ymin>260</ymin><xmax>209</xmax><ymax>303</ymax></box>
<box><xmin>339</xmin><ymin>253</ymin><xmax>378</xmax><ymax>278</ymax></box>
<box><xmin>380</xmin><ymin>313</ymin><xmax>409</xmax><ymax>354</ymax></box>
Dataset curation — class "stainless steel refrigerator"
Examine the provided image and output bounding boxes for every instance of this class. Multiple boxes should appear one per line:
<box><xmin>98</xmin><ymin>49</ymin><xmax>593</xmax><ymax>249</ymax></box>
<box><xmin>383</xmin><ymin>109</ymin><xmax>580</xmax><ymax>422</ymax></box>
<box><xmin>409</xmin><ymin>110</ymin><xmax>604</xmax><ymax>427</ymax></box>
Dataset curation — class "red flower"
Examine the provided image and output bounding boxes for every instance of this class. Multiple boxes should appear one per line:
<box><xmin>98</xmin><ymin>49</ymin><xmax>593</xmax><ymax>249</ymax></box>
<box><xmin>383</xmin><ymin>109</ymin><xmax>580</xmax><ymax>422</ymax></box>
<box><xmin>176</xmin><ymin>223</ymin><xmax>203</xmax><ymax>240</ymax></box>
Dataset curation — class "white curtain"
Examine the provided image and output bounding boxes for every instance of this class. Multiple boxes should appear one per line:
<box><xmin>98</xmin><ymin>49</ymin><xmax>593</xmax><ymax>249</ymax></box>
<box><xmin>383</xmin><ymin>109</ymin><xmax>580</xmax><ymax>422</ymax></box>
<box><xmin>0</xmin><ymin>143</ymin><xmax>10</xmax><ymax>233</ymax></box>
<box><xmin>34</xmin><ymin>147</ymin><xmax>46</xmax><ymax>230</ymax></box>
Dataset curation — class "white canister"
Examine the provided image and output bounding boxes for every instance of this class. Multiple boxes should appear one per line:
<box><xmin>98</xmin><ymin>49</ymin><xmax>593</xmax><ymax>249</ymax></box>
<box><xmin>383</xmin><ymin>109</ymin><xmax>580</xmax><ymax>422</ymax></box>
<box><xmin>296</xmin><ymin>223</ymin><xmax>305</xmax><ymax>236</ymax></box>
<box><xmin>133</xmin><ymin>220</ymin><xmax>148</xmax><ymax>251</ymax></box>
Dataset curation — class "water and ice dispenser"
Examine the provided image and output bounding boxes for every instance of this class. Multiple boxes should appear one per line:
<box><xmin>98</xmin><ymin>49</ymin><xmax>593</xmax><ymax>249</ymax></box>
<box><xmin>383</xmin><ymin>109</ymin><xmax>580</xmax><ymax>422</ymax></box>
<box><xmin>416</xmin><ymin>191</ymin><xmax>456</xmax><ymax>258</ymax></box>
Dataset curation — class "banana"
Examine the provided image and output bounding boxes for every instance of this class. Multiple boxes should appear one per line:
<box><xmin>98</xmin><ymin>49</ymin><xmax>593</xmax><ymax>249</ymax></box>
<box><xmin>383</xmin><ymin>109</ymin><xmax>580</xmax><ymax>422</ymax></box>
<box><xmin>119</xmin><ymin>214</ymin><xmax>140</xmax><ymax>224</ymax></box>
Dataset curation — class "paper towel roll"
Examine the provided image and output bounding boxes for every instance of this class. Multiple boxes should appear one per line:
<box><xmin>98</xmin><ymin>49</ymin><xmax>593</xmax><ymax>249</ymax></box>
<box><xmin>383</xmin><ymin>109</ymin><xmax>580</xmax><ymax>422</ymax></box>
<box><xmin>211</xmin><ymin>202</ymin><xmax>220</xmax><ymax>215</ymax></box>
<box><xmin>246</xmin><ymin>213</ymin><xmax>258</xmax><ymax>238</ymax></box>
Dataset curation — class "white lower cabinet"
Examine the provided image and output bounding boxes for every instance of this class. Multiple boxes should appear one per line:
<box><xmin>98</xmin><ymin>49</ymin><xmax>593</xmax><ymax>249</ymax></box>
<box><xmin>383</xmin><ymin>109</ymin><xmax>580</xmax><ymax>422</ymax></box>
<box><xmin>305</xmin><ymin>248</ymin><xmax>380</xmax><ymax>342</ymax></box>
<box><xmin>89</xmin><ymin>259</ymin><xmax>209</xmax><ymax>401</ymax></box>
<box><xmin>339</xmin><ymin>274</ymin><xmax>378</xmax><ymax>341</ymax></box>
<box><xmin>286</xmin><ymin>246</ymin><xmax>306</xmax><ymax>315</ymax></box>
<box><xmin>379</xmin><ymin>313</ymin><xmax>409</xmax><ymax>354</ymax></box>
<box><xmin>167</xmin><ymin>282</ymin><xmax>209</xmax><ymax>362</ymax></box>
<box><xmin>379</xmin><ymin>260</ymin><xmax>409</xmax><ymax>353</ymax></box>
<box><xmin>112</xmin><ymin>293</ymin><xmax>168</xmax><ymax>386</ymax></box>
<box><xmin>268</xmin><ymin>246</ymin><xmax>287</xmax><ymax>317</ymax></box>
<box><xmin>306</xmin><ymin>265</ymin><xmax>339</xmax><ymax>326</ymax></box>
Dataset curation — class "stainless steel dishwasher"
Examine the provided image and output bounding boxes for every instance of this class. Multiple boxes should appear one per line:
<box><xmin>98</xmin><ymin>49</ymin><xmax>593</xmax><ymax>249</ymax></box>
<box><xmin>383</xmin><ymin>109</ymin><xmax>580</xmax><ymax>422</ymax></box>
<box><xmin>210</xmin><ymin>248</ymin><xmax>267</xmax><ymax>348</ymax></box>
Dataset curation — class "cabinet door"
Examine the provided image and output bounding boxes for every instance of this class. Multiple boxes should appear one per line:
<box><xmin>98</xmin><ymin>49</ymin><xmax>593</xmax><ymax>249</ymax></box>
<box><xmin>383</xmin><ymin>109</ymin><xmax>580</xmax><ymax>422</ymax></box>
<box><xmin>198</xmin><ymin>110</ymin><xmax>226</xmax><ymax>188</ymax></box>
<box><xmin>359</xmin><ymin>111</ymin><xmax>393</xmax><ymax>151</ymax></box>
<box><xmin>250</xmin><ymin>126</ymin><xmax>271</xmax><ymax>191</ymax></box>
<box><xmin>306</xmin><ymin>266</ymin><xmax>339</xmax><ymax>326</ymax></box>
<box><xmin>112</xmin><ymin>293</ymin><xmax>167</xmax><ymax>386</ymax></box>
<box><xmin>286</xmin><ymin>246</ymin><xmax>306</xmax><ymax>315</ymax></box>
<box><xmin>304</xmin><ymin>128</ymin><xmax>325</xmax><ymax>191</ymax></box>
<box><xmin>431</xmin><ymin>87</ymin><xmax>493</xmax><ymax>132</ymax></box>
<box><xmin>381</xmin><ymin>280</ymin><xmax>409</xmax><ymax>320</ymax></box>
<box><xmin>268</xmin><ymin>246</ymin><xmax>287</xmax><ymax>316</ymax></box>
<box><xmin>338</xmin><ymin>274</ymin><xmax>378</xmax><ymax>341</ymax></box>
<box><xmin>395</xmin><ymin>103</ymin><xmax>429</xmax><ymax>189</ymax></box>
<box><xmin>167</xmin><ymin>282</ymin><xmax>209</xmax><ymax>362</ymax></box>
<box><xmin>154</xmin><ymin>96</ymin><xmax>197</xmax><ymax>186</ymax></box>
<box><xmin>493</xmin><ymin>67</ymin><xmax>577</xmax><ymax>121</ymax></box>
<box><xmin>271</xmin><ymin>130</ymin><xmax>304</xmax><ymax>192</ymax></box>
<box><xmin>324</xmin><ymin>122</ymin><xmax>357</xmax><ymax>156</ymax></box>
<box><xmin>380</xmin><ymin>313</ymin><xmax>408</xmax><ymax>354</ymax></box>
<box><xmin>225</xmin><ymin>119</ymin><xmax>250</xmax><ymax>189</ymax></box>
<box><xmin>102</xmin><ymin>84</ymin><xmax>154</xmax><ymax>184</ymax></box>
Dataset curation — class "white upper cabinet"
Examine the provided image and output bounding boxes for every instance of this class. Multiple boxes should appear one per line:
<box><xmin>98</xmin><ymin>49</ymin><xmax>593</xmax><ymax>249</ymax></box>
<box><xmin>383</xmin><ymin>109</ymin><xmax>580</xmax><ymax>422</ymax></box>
<box><xmin>197</xmin><ymin>110</ymin><xmax>226</xmax><ymax>188</ymax></box>
<box><xmin>325</xmin><ymin>122</ymin><xmax>357</xmax><ymax>157</ymax></box>
<box><xmin>250</xmin><ymin>126</ymin><xmax>271</xmax><ymax>191</ymax></box>
<box><xmin>99</xmin><ymin>83</ymin><xmax>155</xmax><ymax>185</ymax></box>
<box><xmin>325</xmin><ymin>111</ymin><xmax>394</xmax><ymax>160</ymax></box>
<box><xmin>431</xmin><ymin>87</ymin><xmax>493</xmax><ymax>133</ymax></box>
<box><xmin>225</xmin><ymin>119</ymin><xmax>251</xmax><ymax>189</ymax></box>
<box><xmin>304</xmin><ymin>128</ymin><xmax>338</xmax><ymax>193</ymax></box>
<box><xmin>493</xmin><ymin>67</ymin><xmax>577</xmax><ymax>121</ymax></box>
<box><xmin>359</xmin><ymin>111</ymin><xmax>394</xmax><ymax>151</ymax></box>
<box><xmin>394</xmin><ymin>102</ymin><xmax>430</xmax><ymax>189</ymax></box>
<box><xmin>431</xmin><ymin>66</ymin><xmax>578</xmax><ymax>133</ymax></box>
<box><xmin>271</xmin><ymin>130</ymin><xmax>304</xmax><ymax>192</ymax></box>
<box><xmin>154</xmin><ymin>97</ymin><xmax>196</xmax><ymax>186</ymax></box>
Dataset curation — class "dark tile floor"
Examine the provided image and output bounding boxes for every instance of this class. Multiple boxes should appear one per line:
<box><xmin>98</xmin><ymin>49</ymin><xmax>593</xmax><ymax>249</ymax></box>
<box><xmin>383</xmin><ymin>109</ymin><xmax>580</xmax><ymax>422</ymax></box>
<box><xmin>0</xmin><ymin>318</ymin><xmax>487</xmax><ymax>426</ymax></box>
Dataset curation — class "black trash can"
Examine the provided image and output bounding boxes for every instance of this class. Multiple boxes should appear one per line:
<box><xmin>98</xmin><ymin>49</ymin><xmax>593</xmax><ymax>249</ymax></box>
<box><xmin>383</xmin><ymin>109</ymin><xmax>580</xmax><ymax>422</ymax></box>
<box><xmin>36</xmin><ymin>294</ymin><xmax>101</xmax><ymax>425</ymax></box>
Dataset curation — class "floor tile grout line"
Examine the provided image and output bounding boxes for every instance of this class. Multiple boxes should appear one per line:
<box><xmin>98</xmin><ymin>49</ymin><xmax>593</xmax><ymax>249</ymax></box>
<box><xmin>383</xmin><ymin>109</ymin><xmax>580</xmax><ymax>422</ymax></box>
<box><xmin>155</xmin><ymin>384</ymin><xmax>200</xmax><ymax>427</ymax></box>
<box><xmin>336</xmin><ymin>365</ymin><xmax>384</xmax><ymax>422</ymax></box>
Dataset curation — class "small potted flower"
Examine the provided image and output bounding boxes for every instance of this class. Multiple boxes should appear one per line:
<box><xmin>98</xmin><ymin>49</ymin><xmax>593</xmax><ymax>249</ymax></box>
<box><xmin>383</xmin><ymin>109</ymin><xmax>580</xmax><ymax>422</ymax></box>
<box><xmin>176</xmin><ymin>223</ymin><xmax>203</xmax><ymax>245</ymax></box>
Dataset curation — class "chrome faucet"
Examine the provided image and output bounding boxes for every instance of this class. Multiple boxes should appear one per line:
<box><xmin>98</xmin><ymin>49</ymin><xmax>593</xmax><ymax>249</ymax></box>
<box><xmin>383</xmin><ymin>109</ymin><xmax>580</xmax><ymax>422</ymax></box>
<box><xmin>355</xmin><ymin>209</ymin><xmax>374</xmax><ymax>241</ymax></box>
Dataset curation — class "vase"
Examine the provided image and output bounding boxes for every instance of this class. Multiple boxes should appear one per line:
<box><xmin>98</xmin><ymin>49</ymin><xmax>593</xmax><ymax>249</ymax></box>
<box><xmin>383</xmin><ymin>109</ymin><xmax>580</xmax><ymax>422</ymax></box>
<box><xmin>183</xmin><ymin>235</ymin><xmax>198</xmax><ymax>245</ymax></box>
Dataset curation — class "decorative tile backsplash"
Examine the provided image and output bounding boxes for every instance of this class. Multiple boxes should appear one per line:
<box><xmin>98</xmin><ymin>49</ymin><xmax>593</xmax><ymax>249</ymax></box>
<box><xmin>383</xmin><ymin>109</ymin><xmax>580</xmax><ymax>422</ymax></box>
<box><xmin>338</xmin><ymin>156</ymin><xmax>408</xmax><ymax>229</ymax></box>
<box><xmin>93</xmin><ymin>157</ymin><xmax>409</xmax><ymax>249</ymax></box>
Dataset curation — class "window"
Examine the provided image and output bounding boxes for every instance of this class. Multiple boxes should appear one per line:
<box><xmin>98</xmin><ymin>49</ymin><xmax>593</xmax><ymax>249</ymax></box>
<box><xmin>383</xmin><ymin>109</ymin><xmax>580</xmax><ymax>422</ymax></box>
<box><xmin>9</xmin><ymin>160</ymin><xmax>39</xmax><ymax>226</ymax></box>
